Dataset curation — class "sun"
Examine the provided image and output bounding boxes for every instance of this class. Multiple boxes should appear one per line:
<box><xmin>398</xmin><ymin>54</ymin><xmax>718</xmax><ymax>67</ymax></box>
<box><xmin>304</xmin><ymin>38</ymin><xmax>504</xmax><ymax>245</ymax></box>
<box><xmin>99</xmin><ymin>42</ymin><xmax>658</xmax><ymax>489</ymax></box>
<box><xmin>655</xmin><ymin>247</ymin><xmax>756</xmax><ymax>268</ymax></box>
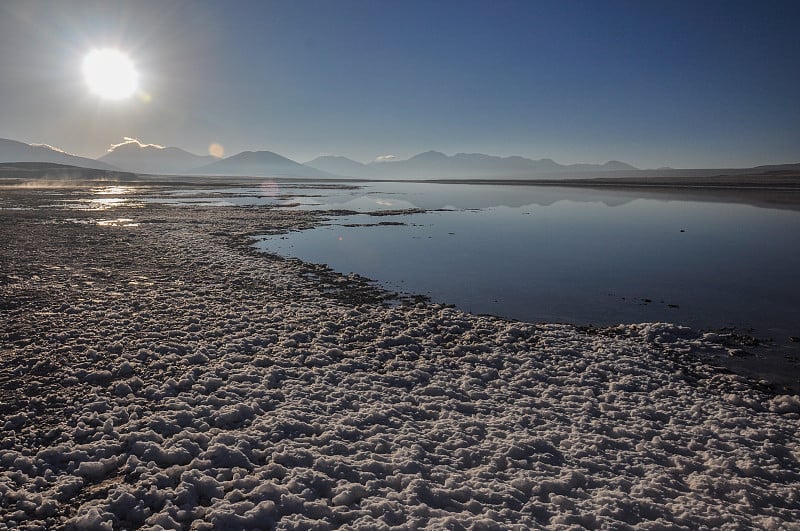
<box><xmin>83</xmin><ymin>49</ymin><xmax>138</xmax><ymax>100</ymax></box>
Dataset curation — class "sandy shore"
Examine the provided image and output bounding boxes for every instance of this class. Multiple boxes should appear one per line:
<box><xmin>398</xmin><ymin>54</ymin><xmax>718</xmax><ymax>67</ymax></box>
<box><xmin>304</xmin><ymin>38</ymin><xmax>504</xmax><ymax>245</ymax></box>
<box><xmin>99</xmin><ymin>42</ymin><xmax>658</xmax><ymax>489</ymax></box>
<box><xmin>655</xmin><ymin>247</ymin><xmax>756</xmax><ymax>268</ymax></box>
<box><xmin>1</xmin><ymin>187</ymin><xmax>799</xmax><ymax>529</ymax></box>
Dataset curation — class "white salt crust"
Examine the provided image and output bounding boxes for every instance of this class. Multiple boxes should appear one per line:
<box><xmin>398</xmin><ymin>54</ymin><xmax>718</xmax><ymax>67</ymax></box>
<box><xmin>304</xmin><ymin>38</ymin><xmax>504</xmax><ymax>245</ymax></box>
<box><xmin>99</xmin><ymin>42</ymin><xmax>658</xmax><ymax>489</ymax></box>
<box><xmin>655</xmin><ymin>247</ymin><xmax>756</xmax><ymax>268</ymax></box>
<box><xmin>1</xmin><ymin>207</ymin><xmax>799</xmax><ymax>530</ymax></box>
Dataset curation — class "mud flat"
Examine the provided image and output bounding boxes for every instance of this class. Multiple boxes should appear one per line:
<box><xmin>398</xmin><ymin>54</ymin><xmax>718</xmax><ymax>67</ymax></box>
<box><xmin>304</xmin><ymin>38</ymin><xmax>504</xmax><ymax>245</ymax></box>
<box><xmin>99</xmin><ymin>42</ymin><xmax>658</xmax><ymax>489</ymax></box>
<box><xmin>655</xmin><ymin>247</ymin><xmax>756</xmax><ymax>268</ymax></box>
<box><xmin>1</xmin><ymin>187</ymin><xmax>799</xmax><ymax>529</ymax></box>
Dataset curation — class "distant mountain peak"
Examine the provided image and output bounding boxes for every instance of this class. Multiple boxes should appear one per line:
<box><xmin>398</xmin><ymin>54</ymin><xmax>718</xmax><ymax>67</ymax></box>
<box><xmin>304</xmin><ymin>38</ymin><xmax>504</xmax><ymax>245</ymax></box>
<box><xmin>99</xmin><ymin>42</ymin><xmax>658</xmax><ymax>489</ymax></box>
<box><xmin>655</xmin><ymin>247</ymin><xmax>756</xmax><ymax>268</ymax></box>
<box><xmin>304</xmin><ymin>155</ymin><xmax>372</xmax><ymax>177</ymax></box>
<box><xmin>409</xmin><ymin>150</ymin><xmax>448</xmax><ymax>161</ymax></box>
<box><xmin>228</xmin><ymin>150</ymin><xmax>297</xmax><ymax>163</ymax></box>
<box><xmin>602</xmin><ymin>160</ymin><xmax>638</xmax><ymax>170</ymax></box>
<box><xmin>307</xmin><ymin>155</ymin><xmax>362</xmax><ymax>163</ymax></box>
<box><xmin>190</xmin><ymin>149</ymin><xmax>335</xmax><ymax>178</ymax></box>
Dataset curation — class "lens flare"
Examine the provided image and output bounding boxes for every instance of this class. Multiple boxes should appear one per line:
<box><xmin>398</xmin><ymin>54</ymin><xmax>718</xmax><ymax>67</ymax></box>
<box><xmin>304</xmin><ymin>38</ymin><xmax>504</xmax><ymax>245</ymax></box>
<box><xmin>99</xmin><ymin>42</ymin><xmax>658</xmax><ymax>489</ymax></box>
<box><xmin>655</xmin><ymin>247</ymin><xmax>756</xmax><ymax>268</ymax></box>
<box><xmin>208</xmin><ymin>143</ymin><xmax>225</xmax><ymax>158</ymax></box>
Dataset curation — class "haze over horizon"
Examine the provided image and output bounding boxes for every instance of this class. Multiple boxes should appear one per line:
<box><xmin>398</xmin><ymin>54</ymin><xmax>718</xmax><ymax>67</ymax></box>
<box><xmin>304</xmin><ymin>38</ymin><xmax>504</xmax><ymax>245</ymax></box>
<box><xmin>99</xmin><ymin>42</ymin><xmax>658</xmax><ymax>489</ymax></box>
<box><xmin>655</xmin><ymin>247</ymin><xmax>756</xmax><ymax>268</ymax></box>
<box><xmin>1</xmin><ymin>0</ymin><xmax>798</xmax><ymax>169</ymax></box>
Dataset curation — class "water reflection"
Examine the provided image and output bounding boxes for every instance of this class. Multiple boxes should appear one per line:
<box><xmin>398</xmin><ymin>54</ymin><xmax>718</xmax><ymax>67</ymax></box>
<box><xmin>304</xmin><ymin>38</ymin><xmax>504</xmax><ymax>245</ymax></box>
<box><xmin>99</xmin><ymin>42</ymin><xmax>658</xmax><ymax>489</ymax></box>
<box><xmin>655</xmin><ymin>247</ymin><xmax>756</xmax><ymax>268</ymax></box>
<box><xmin>90</xmin><ymin>197</ymin><xmax>129</xmax><ymax>206</ymax></box>
<box><xmin>287</xmin><ymin>194</ymin><xmax>419</xmax><ymax>212</ymax></box>
<box><xmin>97</xmin><ymin>218</ymin><xmax>139</xmax><ymax>227</ymax></box>
<box><xmin>129</xmin><ymin>180</ymin><xmax>800</xmax><ymax>213</ymax></box>
<box><xmin>258</xmin><ymin>187</ymin><xmax>800</xmax><ymax>348</ymax></box>
<box><xmin>50</xmin><ymin>197</ymin><xmax>142</xmax><ymax>210</ymax></box>
<box><xmin>92</xmin><ymin>185</ymin><xmax>134</xmax><ymax>195</ymax></box>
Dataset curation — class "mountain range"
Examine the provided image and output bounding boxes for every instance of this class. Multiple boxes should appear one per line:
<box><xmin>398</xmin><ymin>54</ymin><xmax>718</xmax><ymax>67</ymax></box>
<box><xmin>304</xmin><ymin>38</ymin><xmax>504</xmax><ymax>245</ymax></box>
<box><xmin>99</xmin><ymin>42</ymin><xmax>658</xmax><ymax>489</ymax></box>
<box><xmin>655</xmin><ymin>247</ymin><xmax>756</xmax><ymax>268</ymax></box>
<box><xmin>305</xmin><ymin>151</ymin><xmax>638</xmax><ymax>180</ymax></box>
<box><xmin>2</xmin><ymin>137</ymin><xmax>798</xmax><ymax>181</ymax></box>
<box><xmin>4</xmin><ymin>138</ymin><xmax>646</xmax><ymax>179</ymax></box>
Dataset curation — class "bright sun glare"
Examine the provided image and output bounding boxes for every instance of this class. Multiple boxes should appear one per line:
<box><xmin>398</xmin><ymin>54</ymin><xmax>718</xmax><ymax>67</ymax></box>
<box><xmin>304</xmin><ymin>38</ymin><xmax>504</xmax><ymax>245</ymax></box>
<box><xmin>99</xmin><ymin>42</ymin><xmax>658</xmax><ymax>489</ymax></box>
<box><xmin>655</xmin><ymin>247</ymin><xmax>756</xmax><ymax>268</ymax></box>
<box><xmin>83</xmin><ymin>49</ymin><xmax>138</xmax><ymax>100</ymax></box>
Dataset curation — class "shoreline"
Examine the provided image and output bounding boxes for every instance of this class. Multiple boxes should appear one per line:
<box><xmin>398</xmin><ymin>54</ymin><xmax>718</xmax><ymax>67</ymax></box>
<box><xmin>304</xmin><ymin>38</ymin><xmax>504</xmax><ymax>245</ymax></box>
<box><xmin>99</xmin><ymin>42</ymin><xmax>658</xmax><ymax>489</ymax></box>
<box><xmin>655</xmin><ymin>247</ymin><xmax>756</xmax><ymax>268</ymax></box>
<box><xmin>2</xmin><ymin>187</ymin><xmax>799</xmax><ymax>528</ymax></box>
<box><xmin>423</xmin><ymin>171</ymin><xmax>800</xmax><ymax>190</ymax></box>
<box><xmin>3</xmin><ymin>160</ymin><xmax>800</xmax><ymax>191</ymax></box>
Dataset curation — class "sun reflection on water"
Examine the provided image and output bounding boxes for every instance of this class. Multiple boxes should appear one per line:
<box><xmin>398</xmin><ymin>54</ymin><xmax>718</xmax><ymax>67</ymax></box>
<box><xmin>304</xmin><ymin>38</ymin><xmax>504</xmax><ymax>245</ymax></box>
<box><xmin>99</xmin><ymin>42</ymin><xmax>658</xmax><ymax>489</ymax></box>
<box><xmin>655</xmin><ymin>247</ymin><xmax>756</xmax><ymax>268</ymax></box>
<box><xmin>92</xmin><ymin>186</ymin><xmax>133</xmax><ymax>195</ymax></box>
<box><xmin>97</xmin><ymin>218</ymin><xmax>139</xmax><ymax>227</ymax></box>
<box><xmin>90</xmin><ymin>197</ymin><xmax>129</xmax><ymax>206</ymax></box>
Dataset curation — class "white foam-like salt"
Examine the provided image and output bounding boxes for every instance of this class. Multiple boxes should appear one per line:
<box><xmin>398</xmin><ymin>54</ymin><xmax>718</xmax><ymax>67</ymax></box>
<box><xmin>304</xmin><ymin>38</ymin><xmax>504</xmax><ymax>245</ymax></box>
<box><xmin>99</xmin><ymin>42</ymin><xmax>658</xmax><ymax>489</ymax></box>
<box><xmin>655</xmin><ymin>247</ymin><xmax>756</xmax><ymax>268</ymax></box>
<box><xmin>1</xmin><ymin>217</ymin><xmax>799</xmax><ymax>530</ymax></box>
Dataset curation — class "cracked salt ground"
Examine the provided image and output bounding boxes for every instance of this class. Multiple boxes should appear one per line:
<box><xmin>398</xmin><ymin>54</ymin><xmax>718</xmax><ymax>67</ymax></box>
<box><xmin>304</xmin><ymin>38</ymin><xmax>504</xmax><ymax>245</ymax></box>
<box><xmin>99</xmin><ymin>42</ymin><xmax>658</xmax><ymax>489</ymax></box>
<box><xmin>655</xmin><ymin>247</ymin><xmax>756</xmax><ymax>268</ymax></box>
<box><xmin>1</xmin><ymin>195</ymin><xmax>799</xmax><ymax>530</ymax></box>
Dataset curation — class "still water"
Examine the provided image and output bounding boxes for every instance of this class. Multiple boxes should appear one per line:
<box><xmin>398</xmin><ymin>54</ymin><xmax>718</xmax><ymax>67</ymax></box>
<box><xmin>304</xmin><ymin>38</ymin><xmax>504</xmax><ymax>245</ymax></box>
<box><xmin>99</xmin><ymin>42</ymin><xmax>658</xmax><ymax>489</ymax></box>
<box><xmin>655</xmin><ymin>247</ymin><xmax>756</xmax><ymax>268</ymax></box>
<box><xmin>254</xmin><ymin>182</ymin><xmax>800</xmax><ymax>343</ymax></box>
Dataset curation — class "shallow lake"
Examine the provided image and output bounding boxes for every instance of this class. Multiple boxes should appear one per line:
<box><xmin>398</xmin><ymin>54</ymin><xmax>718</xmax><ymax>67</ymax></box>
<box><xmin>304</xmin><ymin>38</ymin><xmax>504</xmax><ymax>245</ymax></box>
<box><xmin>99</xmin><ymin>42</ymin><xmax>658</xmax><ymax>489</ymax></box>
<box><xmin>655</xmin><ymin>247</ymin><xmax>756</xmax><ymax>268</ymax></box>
<box><xmin>254</xmin><ymin>181</ymin><xmax>800</xmax><ymax>347</ymax></box>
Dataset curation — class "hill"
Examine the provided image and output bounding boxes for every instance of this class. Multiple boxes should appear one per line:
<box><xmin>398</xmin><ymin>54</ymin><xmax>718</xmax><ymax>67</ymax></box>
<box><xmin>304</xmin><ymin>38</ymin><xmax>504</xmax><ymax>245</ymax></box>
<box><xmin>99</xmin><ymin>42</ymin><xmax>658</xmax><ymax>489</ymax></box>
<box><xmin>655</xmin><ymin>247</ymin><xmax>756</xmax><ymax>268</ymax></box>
<box><xmin>190</xmin><ymin>151</ymin><xmax>335</xmax><ymax>178</ymax></box>
<box><xmin>0</xmin><ymin>138</ymin><xmax>119</xmax><ymax>171</ymax></box>
<box><xmin>304</xmin><ymin>156</ymin><xmax>375</xmax><ymax>178</ymax></box>
<box><xmin>99</xmin><ymin>140</ymin><xmax>217</xmax><ymax>175</ymax></box>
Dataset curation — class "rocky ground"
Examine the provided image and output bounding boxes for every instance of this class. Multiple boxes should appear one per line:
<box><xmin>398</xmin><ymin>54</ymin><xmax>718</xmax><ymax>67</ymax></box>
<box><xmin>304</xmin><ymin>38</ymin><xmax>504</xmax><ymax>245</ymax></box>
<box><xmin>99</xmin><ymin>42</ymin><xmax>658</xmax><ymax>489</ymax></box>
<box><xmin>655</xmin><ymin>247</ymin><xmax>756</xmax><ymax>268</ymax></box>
<box><xmin>1</xmin><ymin>187</ymin><xmax>799</xmax><ymax>530</ymax></box>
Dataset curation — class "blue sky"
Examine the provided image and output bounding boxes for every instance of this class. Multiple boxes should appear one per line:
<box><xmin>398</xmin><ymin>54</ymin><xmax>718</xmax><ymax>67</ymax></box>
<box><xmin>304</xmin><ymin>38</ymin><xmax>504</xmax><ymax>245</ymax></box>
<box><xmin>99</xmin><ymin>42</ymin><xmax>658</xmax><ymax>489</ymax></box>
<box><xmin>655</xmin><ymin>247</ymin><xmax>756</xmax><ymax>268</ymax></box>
<box><xmin>0</xmin><ymin>0</ymin><xmax>798</xmax><ymax>167</ymax></box>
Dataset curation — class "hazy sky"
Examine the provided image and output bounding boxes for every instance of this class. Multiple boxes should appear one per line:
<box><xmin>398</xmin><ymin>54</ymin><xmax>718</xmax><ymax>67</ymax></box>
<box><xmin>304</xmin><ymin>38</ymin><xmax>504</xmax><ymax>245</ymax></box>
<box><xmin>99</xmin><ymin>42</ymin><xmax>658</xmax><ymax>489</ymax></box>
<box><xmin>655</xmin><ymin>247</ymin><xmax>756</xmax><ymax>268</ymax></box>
<box><xmin>1</xmin><ymin>0</ymin><xmax>798</xmax><ymax>168</ymax></box>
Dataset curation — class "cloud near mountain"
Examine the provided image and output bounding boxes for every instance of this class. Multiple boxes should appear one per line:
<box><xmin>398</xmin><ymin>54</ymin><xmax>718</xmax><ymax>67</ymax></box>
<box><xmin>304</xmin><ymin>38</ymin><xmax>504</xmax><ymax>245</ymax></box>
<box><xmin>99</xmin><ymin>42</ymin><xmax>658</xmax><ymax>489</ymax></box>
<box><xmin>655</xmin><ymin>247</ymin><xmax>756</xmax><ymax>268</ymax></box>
<box><xmin>107</xmin><ymin>137</ymin><xmax>167</xmax><ymax>151</ymax></box>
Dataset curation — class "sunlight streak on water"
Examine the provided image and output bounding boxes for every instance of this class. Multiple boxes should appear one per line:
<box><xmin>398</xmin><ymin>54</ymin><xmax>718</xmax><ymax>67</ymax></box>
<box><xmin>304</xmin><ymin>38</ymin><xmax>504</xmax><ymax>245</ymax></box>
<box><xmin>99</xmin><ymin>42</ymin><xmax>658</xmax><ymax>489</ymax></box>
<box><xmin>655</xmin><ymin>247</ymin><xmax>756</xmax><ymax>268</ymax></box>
<box><xmin>92</xmin><ymin>186</ymin><xmax>133</xmax><ymax>195</ymax></box>
<box><xmin>97</xmin><ymin>218</ymin><xmax>139</xmax><ymax>227</ymax></box>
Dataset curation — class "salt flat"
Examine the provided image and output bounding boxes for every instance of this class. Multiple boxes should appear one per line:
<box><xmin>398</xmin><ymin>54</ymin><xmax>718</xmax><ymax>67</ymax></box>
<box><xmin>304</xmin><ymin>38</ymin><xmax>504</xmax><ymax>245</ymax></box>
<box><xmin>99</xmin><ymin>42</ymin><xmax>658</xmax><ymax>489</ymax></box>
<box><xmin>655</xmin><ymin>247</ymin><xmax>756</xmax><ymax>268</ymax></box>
<box><xmin>1</xmin><ymin>188</ymin><xmax>799</xmax><ymax>530</ymax></box>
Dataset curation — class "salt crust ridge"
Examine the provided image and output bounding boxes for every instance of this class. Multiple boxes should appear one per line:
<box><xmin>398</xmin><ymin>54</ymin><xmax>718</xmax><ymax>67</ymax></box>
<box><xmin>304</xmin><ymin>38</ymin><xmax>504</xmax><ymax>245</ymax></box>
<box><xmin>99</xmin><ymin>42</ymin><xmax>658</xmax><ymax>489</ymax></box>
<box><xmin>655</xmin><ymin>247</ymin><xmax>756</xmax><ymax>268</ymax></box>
<box><xmin>1</xmin><ymin>200</ymin><xmax>799</xmax><ymax>530</ymax></box>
